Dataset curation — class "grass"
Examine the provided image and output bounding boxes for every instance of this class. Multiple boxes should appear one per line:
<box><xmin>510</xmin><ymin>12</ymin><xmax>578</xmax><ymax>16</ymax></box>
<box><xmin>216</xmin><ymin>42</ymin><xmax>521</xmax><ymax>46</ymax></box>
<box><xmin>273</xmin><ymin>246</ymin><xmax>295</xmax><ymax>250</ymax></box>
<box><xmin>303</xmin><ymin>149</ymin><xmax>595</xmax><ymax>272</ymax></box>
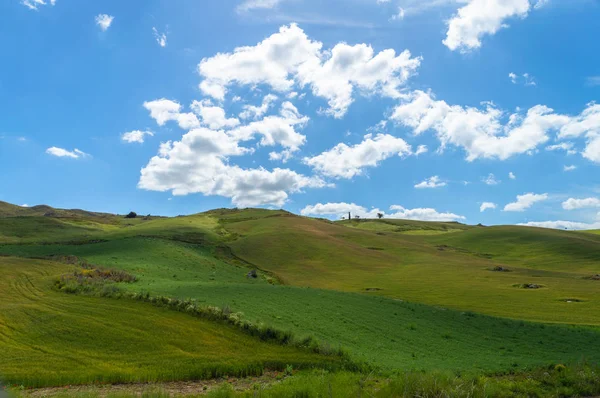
<box><xmin>3</xmin><ymin>205</ymin><xmax>600</xmax><ymax>392</ymax></box>
<box><xmin>11</xmin><ymin>365</ymin><xmax>600</xmax><ymax>398</ymax></box>
<box><xmin>0</xmin><ymin>257</ymin><xmax>340</xmax><ymax>388</ymax></box>
<box><xmin>4</xmin><ymin>237</ymin><xmax>600</xmax><ymax>373</ymax></box>
<box><xmin>221</xmin><ymin>213</ymin><xmax>600</xmax><ymax>325</ymax></box>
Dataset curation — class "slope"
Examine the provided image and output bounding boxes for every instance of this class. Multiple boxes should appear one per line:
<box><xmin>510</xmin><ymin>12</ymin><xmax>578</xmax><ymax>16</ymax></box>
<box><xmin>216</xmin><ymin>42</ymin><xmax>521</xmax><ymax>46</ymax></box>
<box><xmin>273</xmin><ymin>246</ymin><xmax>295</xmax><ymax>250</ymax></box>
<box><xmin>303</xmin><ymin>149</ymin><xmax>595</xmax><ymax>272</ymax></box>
<box><xmin>220</xmin><ymin>211</ymin><xmax>600</xmax><ymax>325</ymax></box>
<box><xmin>0</xmin><ymin>256</ymin><xmax>339</xmax><ymax>388</ymax></box>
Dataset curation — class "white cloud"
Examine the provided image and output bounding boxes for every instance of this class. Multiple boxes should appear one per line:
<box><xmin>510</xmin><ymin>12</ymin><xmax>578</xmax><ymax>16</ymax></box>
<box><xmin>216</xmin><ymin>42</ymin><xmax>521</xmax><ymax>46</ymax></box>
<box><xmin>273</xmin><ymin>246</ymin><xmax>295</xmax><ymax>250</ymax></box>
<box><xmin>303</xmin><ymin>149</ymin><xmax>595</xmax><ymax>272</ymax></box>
<box><xmin>143</xmin><ymin>99</ymin><xmax>201</xmax><ymax>130</ymax></box>
<box><xmin>21</xmin><ymin>204</ymin><xmax>30</xmax><ymax>207</ymax></box>
<box><xmin>239</xmin><ymin>94</ymin><xmax>278</xmax><ymax>120</ymax></box>
<box><xmin>509</xmin><ymin>72</ymin><xmax>536</xmax><ymax>86</ymax></box>
<box><xmin>388</xmin><ymin>205</ymin><xmax>465</xmax><ymax>221</ymax></box>
<box><xmin>191</xmin><ymin>100</ymin><xmax>240</xmax><ymax>129</ymax></box>
<box><xmin>301</xmin><ymin>202</ymin><xmax>464</xmax><ymax>221</ymax></box>
<box><xmin>390</xmin><ymin>90</ymin><xmax>577</xmax><ymax>161</ymax></box>
<box><xmin>519</xmin><ymin>220</ymin><xmax>600</xmax><ymax>230</ymax></box>
<box><xmin>480</xmin><ymin>202</ymin><xmax>497</xmax><ymax>212</ymax></box>
<box><xmin>415</xmin><ymin>144</ymin><xmax>428</xmax><ymax>155</ymax></box>
<box><xmin>443</xmin><ymin>0</ymin><xmax>531</xmax><ymax>52</ymax></box>
<box><xmin>483</xmin><ymin>173</ymin><xmax>500</xmax><ymax>185</ymax></box>
<box><xmin>228</xmin><ymin>101</ymin><xmax>308</xmax><ymax>150</ymax></box>
<box><xmin>391</xmin><ymin>7</ymin><xmax>406</xmax><ymax>20</ymax></box>
<box><xmin>236</xmin><ymin>0</ymin><xmax>282</xmax><ymax>12</ymax></box>
<box><xmin>95</xmin><ymin>14</ymin><xmax>114</xmax><ymax>32</ymax></box>
<box><xmin>415</xmin><ymin>175</ymin><xmax>446</xmax><ymax>189</ymax></box>
<box><xmin>122</xmin><ymin>130</ymin><xmax>154</xmax><ymax>144</ymax></box>
<box><xmin>301</xmin><ymin>202</ymin><xmax>381</xmax><ymax>219</ymax></box>
<box><xmin>508</xmin><ymin>171</ymin><xmax>516</xmax><ymax>180</ymax></box>
<box><xmin>533</xmin><ymin>0</ymin><xmax>549</xmax><ymax>9</ymax></box>
<box><xmin>503</xmin><ymin>192</ymin><xmax>548</xmax><ymax>212</ymax></box>
<box><xmin>198</xmin><ymin>24</ymin><xmax>421</xmax><ymax>117</ymax></box>
<box><xmin>562</xmin><ymin>197</ymin><xmax>600</xmax><ymax>210</ymax></box>
<box><xmin>546</xmin><ymin>142</ymin><xmax>577</xmax><ymax>155</ymax></box>
<box><xmin>583</xmin><ymin>134</ymin><xmax>600</xmax><ymax>163</ymax></box>
<box><xmin>152</xmin><ymin>27</ymin><xmax>167</xmax><ymax>48</ymax></box>
<box><xmin>138</xmin><ymin>128</ymin><xmax>324</xmax><ymax>207</ymax></box>
<box><xmin>304</xmin><ymin>133</ymin><xmax>411</xmax><ymax>179</ymax></box>
<box><xmin>46</xmin><ymin>147</ymin><xmax>90</xmax><ymax>159</ymax></box>
<box><xmin>564</xmin><ymin>164</ymin><xmax>577</xmax><ymax>171</ymax></box>
<box><xmin>21</xmin><ymin>0</ymin><xmax>55</xmax><ymax>10</ymax></box>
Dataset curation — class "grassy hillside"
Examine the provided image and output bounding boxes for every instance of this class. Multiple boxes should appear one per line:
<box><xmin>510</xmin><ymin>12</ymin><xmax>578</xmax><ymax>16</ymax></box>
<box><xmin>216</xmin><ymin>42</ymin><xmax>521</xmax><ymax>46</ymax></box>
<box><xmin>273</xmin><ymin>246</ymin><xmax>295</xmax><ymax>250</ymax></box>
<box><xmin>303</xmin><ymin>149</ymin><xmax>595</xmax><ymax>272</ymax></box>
<box><xmin>2</xmin><ymin>210</ymin><xmax>599</xmax><ymax>374</ymax></box>
<box><xmin>221</xmin><ymin>213</ymin><xmax>600</xmax><ymax>325</ymax></box>
<box><xmin>2</xmin><ymin>204</ymin><xmax>600</xmax><ymax>389</ymax></box>
<box><xmin>0</xmin><ymin>256</ymin><xmax>339</xmax><ymax>388</ymax></box>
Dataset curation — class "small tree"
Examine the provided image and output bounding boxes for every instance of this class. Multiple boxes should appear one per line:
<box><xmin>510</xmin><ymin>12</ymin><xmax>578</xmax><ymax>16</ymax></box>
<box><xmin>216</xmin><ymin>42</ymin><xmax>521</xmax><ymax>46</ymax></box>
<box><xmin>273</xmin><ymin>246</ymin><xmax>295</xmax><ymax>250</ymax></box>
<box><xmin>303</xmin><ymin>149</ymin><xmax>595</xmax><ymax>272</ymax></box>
<box><xmin>125</xmin><ymin>211</ymin><xmax>137</xmax><ymax>219</ymax></box>
<box><xmin>377</xmin><ymin>213</ymin><xmax>384</xmax><ymax>219</ymax></box>
<box><xmin>354</xmin><ymin>215</ymin><xmax>360</xmax><ymax>220</ymax></box>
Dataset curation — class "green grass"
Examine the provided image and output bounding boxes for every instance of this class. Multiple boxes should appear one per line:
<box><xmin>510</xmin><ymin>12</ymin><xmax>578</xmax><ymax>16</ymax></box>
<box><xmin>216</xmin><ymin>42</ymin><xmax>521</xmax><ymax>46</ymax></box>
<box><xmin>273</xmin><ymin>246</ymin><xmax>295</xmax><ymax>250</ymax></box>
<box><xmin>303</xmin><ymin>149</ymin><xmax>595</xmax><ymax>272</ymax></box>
<box><xmin>3</xmin><ymin>205</ymin><xmax>600</xmax><ymax>391</ymax></box>
<box><xmin>0</xmin><ymin>257</ymin><xmax>339</xmax><ymax>388</ymax></box>
<box><xmin>4</xmin><ymin>236</ymin><xmax>600</xmax><ymax>373</ymax></box>
<box><xmin>221</xmin><ymin>213</ymin><xmax>600</xmax><ymax>325</ymax></box>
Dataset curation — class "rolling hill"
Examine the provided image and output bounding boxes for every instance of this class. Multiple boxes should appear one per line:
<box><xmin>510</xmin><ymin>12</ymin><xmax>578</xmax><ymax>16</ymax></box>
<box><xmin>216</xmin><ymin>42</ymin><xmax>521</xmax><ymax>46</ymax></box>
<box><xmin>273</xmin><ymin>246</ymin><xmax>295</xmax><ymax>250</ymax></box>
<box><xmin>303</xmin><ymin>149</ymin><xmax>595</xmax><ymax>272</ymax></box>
<box><xmin>1</xmin><ymin>202</ymin><xmax>600</xmax><ymax>390</ymax></box>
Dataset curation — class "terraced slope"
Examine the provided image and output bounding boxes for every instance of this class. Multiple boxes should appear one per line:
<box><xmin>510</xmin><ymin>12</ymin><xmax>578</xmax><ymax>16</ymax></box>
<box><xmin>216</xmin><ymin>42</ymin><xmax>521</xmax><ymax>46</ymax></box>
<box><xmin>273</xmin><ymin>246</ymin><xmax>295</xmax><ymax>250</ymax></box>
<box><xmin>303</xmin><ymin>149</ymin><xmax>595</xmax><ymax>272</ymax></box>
<box><xmin>0</xmin><ymin>256</ymin><xmax>339</xmax><ymax>388</ymax></box>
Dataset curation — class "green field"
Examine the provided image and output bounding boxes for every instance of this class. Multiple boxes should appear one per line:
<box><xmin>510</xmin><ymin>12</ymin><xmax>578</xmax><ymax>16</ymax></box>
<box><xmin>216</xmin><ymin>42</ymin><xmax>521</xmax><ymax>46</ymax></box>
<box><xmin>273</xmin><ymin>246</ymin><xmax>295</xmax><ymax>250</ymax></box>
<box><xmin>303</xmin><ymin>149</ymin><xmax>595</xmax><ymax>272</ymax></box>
<box><xmin>0</xmin><ymin>257</ymin><xmax>339</xmax><ymax>388</ymax></box>
<box><xmin>2</xmin><ymin>202</ymin><xmax>600</xmax><ymax>395</ymax></box>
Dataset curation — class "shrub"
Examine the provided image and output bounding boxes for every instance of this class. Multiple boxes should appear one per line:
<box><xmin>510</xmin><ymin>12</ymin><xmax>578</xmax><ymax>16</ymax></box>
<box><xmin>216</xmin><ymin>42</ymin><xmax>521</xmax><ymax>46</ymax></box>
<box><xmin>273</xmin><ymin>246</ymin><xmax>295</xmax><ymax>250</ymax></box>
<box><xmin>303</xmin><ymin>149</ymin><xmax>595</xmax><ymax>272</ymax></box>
<box><xmin>125</xmin><ymin>211</ymin><xmax>137</xmax><ymax>219</ymax></box>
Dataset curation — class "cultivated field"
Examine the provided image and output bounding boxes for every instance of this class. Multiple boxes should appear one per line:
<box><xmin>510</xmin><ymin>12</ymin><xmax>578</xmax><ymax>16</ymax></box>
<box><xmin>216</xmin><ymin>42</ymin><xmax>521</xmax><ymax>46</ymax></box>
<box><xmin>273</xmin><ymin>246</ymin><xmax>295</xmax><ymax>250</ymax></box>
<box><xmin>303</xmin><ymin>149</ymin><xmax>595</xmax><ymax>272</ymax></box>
<box><xmin>1</xmin><ymin>201</ymin><xmax>600</xmax><ymax>397</ymax></box>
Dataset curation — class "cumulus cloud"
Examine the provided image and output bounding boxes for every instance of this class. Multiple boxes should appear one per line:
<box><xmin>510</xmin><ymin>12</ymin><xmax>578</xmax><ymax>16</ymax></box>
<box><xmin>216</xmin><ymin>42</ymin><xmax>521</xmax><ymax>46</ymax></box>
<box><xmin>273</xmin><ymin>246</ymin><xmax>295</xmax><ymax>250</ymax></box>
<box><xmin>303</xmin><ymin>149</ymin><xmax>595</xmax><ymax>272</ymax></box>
<box><xmin>562</xmin><ymin>197</ymin><xmax>600</xmax><ymax>210</ymax></box>
<box><xmin>46</xmin><ymin>147</ymin><xmax>90</xmax><ymax>159</ymax></box>
<box><xmin>443</xmin><ymin>0</ymin><xmax>531</xmax><ymax>52</ymax></box>
<box><xmin>480</xmin><ymin>202</ymin><xmax>497</xmax><ymax>212</ymax></box>
<box><xmin>304</xmin><ymin>133</ymin><xmax>411</xmax><ymax>179</ymax></box>
<box><xmin>239</xmin><ymin>94</ymin><xmax>278</xmax><ymax>120</ymax></box>
<box><xmin>583</xmin><ymin>135</ymin><xmax>600</xmax><ymax>163</ymax></box>
<box><xmin>509</xmin><ymin>171</ymin><xmax>516</xmax><ymax>180</ymax></box>
<box><xmin>190</xmin><ymin>100</ymin><xmax>240</xmax><ymax>129</ymax></box>
<box><xmin>143</xmin><ymin>99</ymin><xmax>200</xmax><ymax>130</ymax></box>
<box><xmin>152</xmin><ymin>27</ymin><xmax>167</xmax><ymax>47</ymax></box>
<box><xmin>95</xmin><ymin>14</ymin><xmax>114</xmax><ymax>31</ymax></box>
<box><xmin>301</xmin><ymin>202</ymin><xmax>465</xmax><ymax>221</ymax></box>
<box><xmin>504</xmin><ymin>192</ymin><xmax>548</xmax><ymax>212</ymax></box>
<box><xmin>198</xmin><ymin>24</ymin><xmax>421</xmax><ymax>117</ymax></box>
<box><xmin>122</xmin><ymin>130</ymin><xmax>154</xmax><ymax>144</ymax></box>
<box><xmin>138</xmin><ymin>128</ymin><xmax>324</xmax><ymax>207</ymax></box>
<box><xmin>564</xmin><ymin>164</ymin><xmax>577</xmax><ymax>171</ymax></box>
<box><xmin>390</xmin><ymin>90</ymin><xmax>600</xmax><ymax>162</ymax></box>
<box><xmin>415</xmin><ymin>175</ymin><xmax>446</xmax><ymax>189</ymax></box>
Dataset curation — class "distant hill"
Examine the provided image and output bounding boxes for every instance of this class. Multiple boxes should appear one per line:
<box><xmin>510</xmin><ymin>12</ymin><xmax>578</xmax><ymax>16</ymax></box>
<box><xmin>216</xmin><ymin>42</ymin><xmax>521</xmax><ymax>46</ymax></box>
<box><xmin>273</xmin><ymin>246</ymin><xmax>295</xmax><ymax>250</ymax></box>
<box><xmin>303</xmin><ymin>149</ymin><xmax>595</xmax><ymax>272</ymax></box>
<box><xmin>0</xmin><ymin>200</ymin><xmax>116</xmax><ymax>219</ymax></box>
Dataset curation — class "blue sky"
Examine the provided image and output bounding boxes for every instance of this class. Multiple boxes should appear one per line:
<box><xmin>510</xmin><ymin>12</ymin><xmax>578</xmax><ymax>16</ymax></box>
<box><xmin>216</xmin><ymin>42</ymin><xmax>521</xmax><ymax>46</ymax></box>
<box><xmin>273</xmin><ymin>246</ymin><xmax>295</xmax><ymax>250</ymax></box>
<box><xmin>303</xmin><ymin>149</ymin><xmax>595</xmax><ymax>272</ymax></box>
<box><xmin>1</xmin><ymin>0</ymin><xmax>599</xmax><ymax>228</ymax></box>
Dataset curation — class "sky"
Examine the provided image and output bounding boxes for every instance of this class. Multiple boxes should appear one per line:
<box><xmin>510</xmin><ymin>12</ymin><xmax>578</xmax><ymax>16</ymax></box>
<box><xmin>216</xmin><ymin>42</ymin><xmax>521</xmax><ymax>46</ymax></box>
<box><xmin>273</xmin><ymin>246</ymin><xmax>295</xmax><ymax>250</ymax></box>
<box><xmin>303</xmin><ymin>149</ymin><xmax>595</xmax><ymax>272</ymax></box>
<box><xmin>1</xmin><ymin>0</ymin><xmax>599</xmax><ymax>229</ymax></box>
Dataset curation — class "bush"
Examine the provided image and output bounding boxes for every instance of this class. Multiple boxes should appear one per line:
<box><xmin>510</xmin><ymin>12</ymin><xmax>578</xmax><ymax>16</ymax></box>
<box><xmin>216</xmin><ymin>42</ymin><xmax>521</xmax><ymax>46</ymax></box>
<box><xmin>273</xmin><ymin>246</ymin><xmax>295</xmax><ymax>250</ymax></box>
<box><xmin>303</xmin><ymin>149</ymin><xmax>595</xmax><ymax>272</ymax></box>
<box><xmin>125</xmin><ymin>211</ymin><xmax>137</xmax><ymax>219</ymax></box>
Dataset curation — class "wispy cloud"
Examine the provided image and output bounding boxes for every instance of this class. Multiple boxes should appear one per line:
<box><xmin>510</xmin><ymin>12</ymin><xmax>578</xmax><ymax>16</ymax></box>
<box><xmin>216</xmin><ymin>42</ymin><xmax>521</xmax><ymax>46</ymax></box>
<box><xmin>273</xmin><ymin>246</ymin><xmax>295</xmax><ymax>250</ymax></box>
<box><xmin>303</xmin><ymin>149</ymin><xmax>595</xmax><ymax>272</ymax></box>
<box><xmin>152</xmin><ymin>27</ymin><xmax>168</xmax><ymax>47</ymax></box>
<box><xmin>46</xmin><ymin>147</ymin><xmax>90</xmax><ymax>159</ymax></box>
<box><xmin>587</xmin><ymin>76</ymin><xmax>600</xmax><ymax>87</ymax></box>
<box><xmin>21</xmin><ymin>0</ymin><xmax>55</xmax><ymax>11</ymax></box>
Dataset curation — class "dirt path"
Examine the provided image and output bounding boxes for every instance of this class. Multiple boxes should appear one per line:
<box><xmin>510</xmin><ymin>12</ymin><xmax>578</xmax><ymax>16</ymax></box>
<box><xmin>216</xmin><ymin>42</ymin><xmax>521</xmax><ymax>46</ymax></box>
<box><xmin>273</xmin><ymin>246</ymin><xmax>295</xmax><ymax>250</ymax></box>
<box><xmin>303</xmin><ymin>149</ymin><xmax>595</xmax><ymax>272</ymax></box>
<box><xmin>15</xmin><ymin>372</ymin><xmax>285</xmax><ymax>397</ymax></box>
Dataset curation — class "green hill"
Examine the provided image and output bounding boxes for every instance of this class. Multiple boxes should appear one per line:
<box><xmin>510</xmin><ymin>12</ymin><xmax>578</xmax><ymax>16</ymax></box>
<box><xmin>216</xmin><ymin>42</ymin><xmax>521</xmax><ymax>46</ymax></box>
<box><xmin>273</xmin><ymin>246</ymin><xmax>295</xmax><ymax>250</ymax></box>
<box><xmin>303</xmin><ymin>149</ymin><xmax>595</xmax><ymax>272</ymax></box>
<box><xmin>0</xmin><ymin>257</ymin><xmax>338</xmax><ymax>388</ymax></box>
<box><xmin>2</xmin><ymin>204</ymin><xmax>600</xmax><ymax>390</ymax></box>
